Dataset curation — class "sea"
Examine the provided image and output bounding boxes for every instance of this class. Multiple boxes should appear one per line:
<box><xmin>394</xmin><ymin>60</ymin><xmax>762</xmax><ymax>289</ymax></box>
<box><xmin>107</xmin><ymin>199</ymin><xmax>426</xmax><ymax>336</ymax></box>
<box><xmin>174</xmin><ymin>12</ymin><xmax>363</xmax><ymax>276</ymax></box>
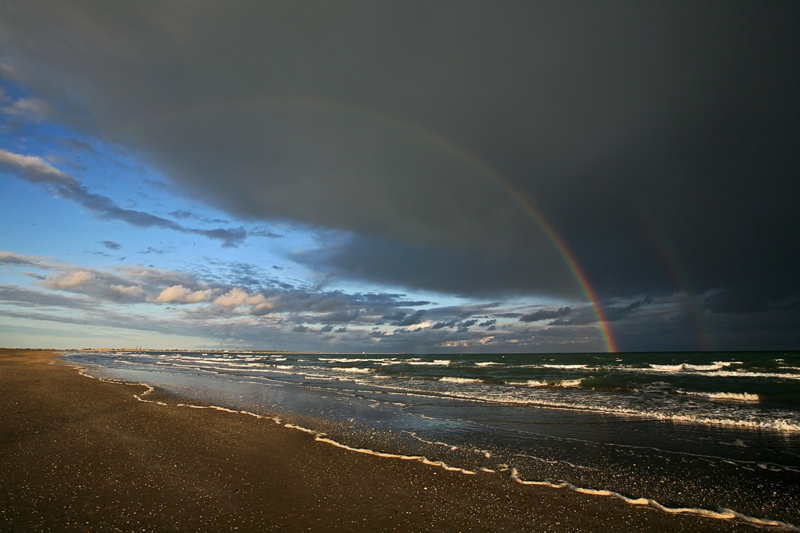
<box><xmin>63</xmin><ymin>350</ymin><xmax>800</xmax><ymax>530</ymax></box>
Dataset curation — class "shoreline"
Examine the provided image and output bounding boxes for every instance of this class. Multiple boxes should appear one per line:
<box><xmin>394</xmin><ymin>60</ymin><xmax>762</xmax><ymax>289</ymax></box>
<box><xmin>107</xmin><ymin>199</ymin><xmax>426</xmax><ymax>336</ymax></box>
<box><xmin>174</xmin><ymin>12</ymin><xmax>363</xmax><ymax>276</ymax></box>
<box><xmin>0</xmin><ymin>349</ymin><xmax>782</xmax><ymax>532</ymax></box>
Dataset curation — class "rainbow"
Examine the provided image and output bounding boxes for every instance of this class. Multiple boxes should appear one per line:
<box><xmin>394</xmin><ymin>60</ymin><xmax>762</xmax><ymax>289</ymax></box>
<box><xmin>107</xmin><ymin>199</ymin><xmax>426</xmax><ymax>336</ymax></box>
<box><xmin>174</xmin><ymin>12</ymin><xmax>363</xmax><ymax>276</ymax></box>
<box><xmin>500</xmin><ymin>187</ymin><xmax>619</xmax><ymax>353</ymax></box>
<box><xmin>352</xmin><ymin>105</ymin><xmax>619</xmax><ymax>353</ymax></box>
<box><xmin>129</xmin><ymin>97</ymin><xmax>619</xmax><ymax>352</ymax></box>
<box><xmin>398</xmin><ymin>125</ymin><xmax>620</xmax><ymax>353</ymax></box>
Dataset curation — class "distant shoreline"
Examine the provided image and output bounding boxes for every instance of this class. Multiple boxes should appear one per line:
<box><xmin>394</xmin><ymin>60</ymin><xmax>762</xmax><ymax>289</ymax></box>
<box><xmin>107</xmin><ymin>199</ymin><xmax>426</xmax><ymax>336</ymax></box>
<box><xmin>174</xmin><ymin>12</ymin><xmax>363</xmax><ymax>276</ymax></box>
<box><xmin>0</xmin><ymin>348</ymin><xmax>771</xmax><ymax>532</ymax></box>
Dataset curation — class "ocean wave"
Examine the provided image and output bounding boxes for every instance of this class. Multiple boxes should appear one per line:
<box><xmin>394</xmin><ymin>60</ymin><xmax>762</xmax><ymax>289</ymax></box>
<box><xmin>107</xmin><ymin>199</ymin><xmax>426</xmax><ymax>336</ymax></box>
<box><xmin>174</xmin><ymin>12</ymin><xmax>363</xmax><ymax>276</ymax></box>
<box><xmin>614</xmin><ymin>366</ymin><xmax>800</xmax><ymax>380</ymax></box>
<box><xmin>649</xmin><ymin>363</ymin><xmax>734</xmax><ymax>372</ymax></box>
<box><xmin>505</xmin><ymin>380</ymin><xmax>550</xmax><ymax>387</ymax></box>
<box><xmin>334</xmin><ymin>367</ymin><xmax>373</xmax><ymax>373</ymax></box>
<box><xmin>439</xmin><ymin>377</ymin><xmax>482</xmax><ymax>383</ymax></box>
<box><xmin>381</xmin><ymin>382</ymin><xmax>800</xmax><ymax>433</ymax></box>
<box><xmin>319</xmin><ymin>357</ymin><xmax>391</xmax><ymax>363</ymax></box>
<box><xmin>681</xmin><ymin>391</ymin><xmax>760</xmax><ymax>402</ymax></box>
<box><xmin>504</xmin><ymin>379</ymin><xmax>583</xmax><ymax>388</ymax></box>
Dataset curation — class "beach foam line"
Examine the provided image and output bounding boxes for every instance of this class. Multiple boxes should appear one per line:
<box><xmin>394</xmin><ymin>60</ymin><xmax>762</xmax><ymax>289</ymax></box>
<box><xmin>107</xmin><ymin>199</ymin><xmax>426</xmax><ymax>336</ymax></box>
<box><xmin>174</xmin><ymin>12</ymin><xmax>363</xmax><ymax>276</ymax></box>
<box><xmin>176</xmin><ymin>403</ymin><xmax>239</xmax><ymax>413</ymax></box>
<box><xmin>238</xmin><ymin>410</ymin><xmax>265</xmax><ymax>418</ymax></box>
<box><xmin>314</xmin><ymin>436</ymin><xmax>478</xmax><ymax>474</ymax></box>
<box><xmin>402</xmin><ymin>432</ymin><xmax>495</xmax><ymax>460</ymax></box>
<box><xmin>70</xmin><ymin>363</ymin><xmax>171</xmax><ymax>406</ymax></box>
<box><xmin>405</xmin><ymin>434</ymin><xmax>498</xmax><ymax>464</ymax></box>
<box><xmin>509</xmin><ymin>468</ymin><xmax>800</xmax><ymax>531</ymax></box>
<box><xmin>514</xmin><ymin>453</ymin><xmax>595</xmax><ymax>471</ymax></box>
<box><xmin>403</xmin><ymin>431</ymin><xmax>461</xmax><ymax>451</ymax></box>
<box><xmin>131</xmin><ymin>395</ymin><xmax>483</xmax><ymax>477</ymax></box>
<box><xmin>133</xmin><ymin>384</ymin><xmax>168</xmax><ymax>406</ymax></box>
<box><xmin>284</xmin><ymin>423</ymin><xmax>320</xmax><ymax>435</ymax></box>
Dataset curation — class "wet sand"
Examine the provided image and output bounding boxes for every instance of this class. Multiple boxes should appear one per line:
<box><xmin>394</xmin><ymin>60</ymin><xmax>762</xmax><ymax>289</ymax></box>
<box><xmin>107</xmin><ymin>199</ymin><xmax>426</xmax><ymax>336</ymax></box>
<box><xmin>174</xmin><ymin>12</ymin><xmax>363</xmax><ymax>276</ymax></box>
<box><xmin>0</xmin><ymin>349</ymin><xmax>766</xmax><ymax>532</ymax></box>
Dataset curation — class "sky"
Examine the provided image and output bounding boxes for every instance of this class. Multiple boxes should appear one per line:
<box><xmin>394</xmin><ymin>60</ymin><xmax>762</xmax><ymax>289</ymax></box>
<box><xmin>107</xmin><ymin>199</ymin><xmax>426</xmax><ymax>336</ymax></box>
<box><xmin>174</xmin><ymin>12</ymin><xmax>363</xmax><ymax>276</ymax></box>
<box><xmin>0</xmin><ymin>1</ymin><xmax>798</xmax><ymax>353</ymax></box>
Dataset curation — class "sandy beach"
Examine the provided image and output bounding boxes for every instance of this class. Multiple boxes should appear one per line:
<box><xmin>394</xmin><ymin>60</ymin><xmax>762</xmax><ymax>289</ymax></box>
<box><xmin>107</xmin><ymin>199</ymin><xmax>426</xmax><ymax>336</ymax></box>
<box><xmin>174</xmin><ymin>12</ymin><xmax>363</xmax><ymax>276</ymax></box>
<box><xmin>0</xmin><ymin>349</ymin><xmax>768</xmax><ymax>532</ymax></box>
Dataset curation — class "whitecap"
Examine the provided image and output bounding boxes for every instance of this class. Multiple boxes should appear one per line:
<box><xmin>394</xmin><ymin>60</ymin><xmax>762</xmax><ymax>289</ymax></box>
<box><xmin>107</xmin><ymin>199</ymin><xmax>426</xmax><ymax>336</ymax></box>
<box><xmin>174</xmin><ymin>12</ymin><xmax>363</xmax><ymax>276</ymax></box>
<box><xmin>682</xmin><ymin>391</ymin><xmax>760</xmax><ymax>402</ymax></box>
<box><xmin>439</xmin><ymin>376</ymin><xmax>482</xmax><ymax>384</ymax></box>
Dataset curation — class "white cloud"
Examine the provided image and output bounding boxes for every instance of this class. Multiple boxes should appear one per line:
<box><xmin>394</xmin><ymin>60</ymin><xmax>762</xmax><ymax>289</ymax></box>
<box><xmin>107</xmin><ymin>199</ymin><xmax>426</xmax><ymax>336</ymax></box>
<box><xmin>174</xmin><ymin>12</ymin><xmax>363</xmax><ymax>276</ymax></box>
<box><xmin>44</xmin><ymin>270</ymin><xmax>95</xmax><ymax>289</ymax></box>
<box><xmin>244</xmin><ymin>293</ymin><xmax>266</xmax><ymax>306</ymax></box>
<box><xmin>156</xmin><ymin>285</ymin><xmax>211</xmax><ymax>304</ymax></box>
<box><xmin>212</xmin><ymin>287</ymin><xmax>269</xmax><ymax>309</ymax></box>
<box><xmin>156</xmin><ymin>285</ymin><xmax>190</xmax><ymax>303</ymax></box>
<box><xmin>108</xmin><ymin>284</ymin><xmax>144</xmax><ymax>298</ymax></box>
<box><xmin>213</xmin><ymin>287</ymin><xmax>250</xmax><ymax>308</ymax></box>
<box><xmin>184</xmin><ymin>288</ymin><xmax>212</xmax><ymax>303</ymax></box>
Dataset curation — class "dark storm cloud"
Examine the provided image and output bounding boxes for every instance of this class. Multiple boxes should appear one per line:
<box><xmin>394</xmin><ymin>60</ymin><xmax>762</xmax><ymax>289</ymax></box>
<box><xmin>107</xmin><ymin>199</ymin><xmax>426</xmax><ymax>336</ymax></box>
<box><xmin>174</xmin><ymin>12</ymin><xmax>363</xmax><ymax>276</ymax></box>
<box><xmin>316</xmin><ymin>310</ymin><xmax>361</xmax><ymax>324</ymax></box>
<box><xmin>381</xmin><ymin>311</ymin><xmax>406</xmax><ymax>323</ymax></box>
<box><xmin>519</xmin><ymin>307</ymin><xmax>572</xmax><ymax>323</ymax></box>
<box><xmin>396</xmin><ymin>310</ymin><xmax>426</xmax><ymax>327</ymax></box>
<box><xmin>549</xmin><ymin>298</ymin><xmax>651</xmax><ymax>327</ymax></box>
<box><xmin>57</xmin><ymin>137</ymin><xmax>95</xmax><ymax>154</ymax></box>
<box><xmin>1</xmin><ymin>2</ymin><xmax>799</xmax><ymax>348</ymax></box>
<box><xmin>605</xmin><ymin>298</ymin><xmax>651</xmax><ymax>322</ymax></box>
<box><xmin>704</xmin><ymin>289</ymin><xmax>769</xmax><ymax>315</ymax></box>
<box><xmin>548</xmin><ymin>306</ymin><xmax>598</xmax><ymax>327</ymax></box>
<box><xmin>379</xmin><ymin>309</ymin><xmax>427</xmax><ymax>327</ymax></box>
<box><xmin>294</xmin><ymin>232</ymin><xmax>579</xmax><ymax>298</ymax></box>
